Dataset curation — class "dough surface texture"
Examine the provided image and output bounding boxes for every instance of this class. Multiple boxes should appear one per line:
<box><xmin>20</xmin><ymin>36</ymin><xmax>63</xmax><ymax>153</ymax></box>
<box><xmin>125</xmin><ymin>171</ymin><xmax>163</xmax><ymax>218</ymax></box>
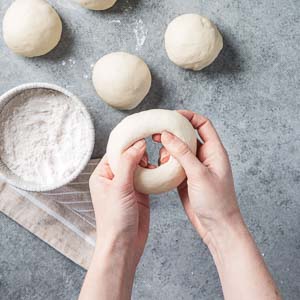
<box><xmin>2</xmin><ymin>0</ymin><xmax>62</xmax><ymax>57</ymax></box>
<box><xmin>165</xmin><ymin>14</ymin><xmax>223</xmax><ymax>71</ymax></box>
<box><xmin>107</xmin><ymin>109</ymin><xmax>197</xmax><ymax>194</ymax></box>
<box><xmin>92</xmin><ymin>52</ymin><xmax>152</xmax><ymax>110</ymax></box>
<box><xmin>76</xmin><ymin>0</ymin><xmax>117</xmax><ymax>10</ymax></box>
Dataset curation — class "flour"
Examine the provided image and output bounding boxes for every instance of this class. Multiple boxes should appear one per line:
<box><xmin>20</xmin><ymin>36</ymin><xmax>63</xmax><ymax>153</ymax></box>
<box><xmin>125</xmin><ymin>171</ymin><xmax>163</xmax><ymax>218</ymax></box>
<box><xmin>133</xmin><ymin>19</ymin><xmax>147</xmax><ymax>51</ymax></box>
<box><xmin>0</xmin><ymin>89</ymin><xmax>89</xmax><ymax>186</ymax></box>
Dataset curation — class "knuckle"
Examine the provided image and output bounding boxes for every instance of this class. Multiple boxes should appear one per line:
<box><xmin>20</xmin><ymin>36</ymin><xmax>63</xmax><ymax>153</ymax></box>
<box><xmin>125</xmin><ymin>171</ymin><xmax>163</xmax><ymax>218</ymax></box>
<box><xmin>206</xmin><ymin>118</ymin><xmax>212</xmax><ymax>126</ymax></box>
<box><xmin>123</xmin><ymin>148</ymin><xmax>139</xmax><ymax>161</ymax></box>
<box><xmin>193</xmin><ymin>167</ymin><xmax>207</xmax><ymax>179</ymax></box>
<box><xmin>195</xmin><ymin>165</ymin><xmax>206</xmax><ymax>176</ymax></box>
<box><xmin>216</xmin><ymin>145</ymin><xmax>229</xmax><ymax>160</ymax></box>
<box><xmin>176</xmin><ymin>142</ymin><xmax>190</xmax><ymax>156</ymax></box>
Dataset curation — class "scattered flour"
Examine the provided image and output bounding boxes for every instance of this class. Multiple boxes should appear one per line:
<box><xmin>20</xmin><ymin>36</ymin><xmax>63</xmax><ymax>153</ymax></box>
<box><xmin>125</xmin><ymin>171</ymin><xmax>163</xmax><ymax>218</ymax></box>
<box><xmin>0</xmin><ymin>89</ymin><xmax>89</xmax><ymax>186</ymax></box>
<box><xmin>133</xmin><ymin>19</ymin><xmax>148</xmax><ymax>51</ymax></box>
<box><xmin>109</xmin><ymin>19</ymin><xmax>121</xmax><ymax>24</ymax></box>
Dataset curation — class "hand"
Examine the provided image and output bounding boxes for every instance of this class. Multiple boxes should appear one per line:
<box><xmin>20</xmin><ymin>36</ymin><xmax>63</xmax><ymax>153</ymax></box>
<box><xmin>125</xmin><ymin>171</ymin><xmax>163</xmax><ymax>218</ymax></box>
<box><xmin>156</xmin><ymin>110</ymin><xmax>281</xmax><ymax>300</ymax></box>
<box><xmin>80</xmin><ymin>140</ymin><xmax>150</xmax><ymax>300</ymax></box>
<box><xmin>89</xmin><ymin>139</ymin><xmax>150</xmax><ymax>266</ymax></box>
<box><xmin>154</xmin><ymin>110</ymin><xmax>242</xmax><ymax>241</ymax></box>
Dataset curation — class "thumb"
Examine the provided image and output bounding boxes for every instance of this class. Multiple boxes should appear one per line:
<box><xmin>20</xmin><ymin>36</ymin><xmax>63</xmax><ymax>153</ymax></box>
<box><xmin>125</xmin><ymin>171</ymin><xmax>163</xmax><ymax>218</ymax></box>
<box><xmin>114</xmin><ymin>139</ymin><xmax>146</xmax><ymax>187</ymax></box>
<box><xmin>161</xmin><ymin>131</ymin><xmax>204</xmax><ymax>177</ymax></box>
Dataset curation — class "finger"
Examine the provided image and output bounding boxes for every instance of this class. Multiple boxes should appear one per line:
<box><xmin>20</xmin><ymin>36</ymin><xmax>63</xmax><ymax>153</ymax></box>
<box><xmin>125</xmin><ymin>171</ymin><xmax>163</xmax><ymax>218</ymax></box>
<box><xmin>114</xmin><ymin>139</ymin><xmax>146</xmax><ymax>186</ymax></box>
<box><xmin>91</xmin><ymin>154</ymin><xmax>114</xmax><ymax>180</ymax></box>
<box><xmin>177</xmin><ymin>110</ymin><xmax>222</xmax><ymax>145</ymax></box>
<box><xmin>152</xmin><ymin>134</ymin><xmax>161</xmax><ymax>143</ymax></box>
<box><xmin>159</xmin><ymin>147</ymin><xmax>170</xmax><ymax>165</ymax></box>
<box><xmin>178</xmin><ymin>183</ymin><xmax>206</xmax><ymax>237</ymax></box>
<box><xmin>147</xmin><ymin>164</ymin><xmax>157</xmax><ymax>169</ymax></box>
<box><xmin>140</xmin><ymin>151</ymin><xmax>148</xmax><ymax>168</ymax></box>
<box><xmin>196</xmin><ymin>140</ymin><xmax>203</xmax><ymax>159</ymax></box>
<box><xmin>137</xmin><ymin>196</ymin><xmax>150</xmax><ymax>243</ymax></box>
<box><xmin>161</xmin><ymin>131</ymin><xmax>205</xmax><ymax>177</ymax></box>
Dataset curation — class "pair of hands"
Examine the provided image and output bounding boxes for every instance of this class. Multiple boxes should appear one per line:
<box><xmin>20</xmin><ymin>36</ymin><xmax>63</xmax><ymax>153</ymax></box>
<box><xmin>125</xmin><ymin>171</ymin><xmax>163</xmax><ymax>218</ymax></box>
<box><xmin>83</xmin><ymin>110</ymin><xmax>281</xmax><ymax>300</ymax></box>
<box><xmin>89</xmin><ymin>110</ymin><xmax>241</xmax><ymax>268</ymax></box>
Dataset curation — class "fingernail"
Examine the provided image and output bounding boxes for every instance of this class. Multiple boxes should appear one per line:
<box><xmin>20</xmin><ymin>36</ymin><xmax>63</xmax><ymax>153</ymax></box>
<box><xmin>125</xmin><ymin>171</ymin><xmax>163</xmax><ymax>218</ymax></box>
<box><xmin>134</xmin><ymin>139</ymin><xmax>146</xmax><ymax>149</ymax></box>
<box><xmin>147</xmin><ymin>164</ymin><xmax>157</xmax><ymax>169</ymax></box>
<box><xmin>160</xmin><ymin>153</ymin><xmax>169</xmax><ymax>164</ymax></box>
<box><xmin>140</xmin><ymin>156</ymin><xmax>148</xmax><ymax>167</ymax></box>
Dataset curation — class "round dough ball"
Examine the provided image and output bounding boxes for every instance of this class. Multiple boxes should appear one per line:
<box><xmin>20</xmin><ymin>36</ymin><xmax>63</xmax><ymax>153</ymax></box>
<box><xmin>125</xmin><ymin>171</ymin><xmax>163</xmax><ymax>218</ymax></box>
<box><xmin>92</xmin><ymin>52</ymin><xmax>152</xmax><ymax>110</ymax></box>
<box><xmin>76</xmin><ymin>0</ymin><xmax>117</xmax><ymax>10</ymax></box>
<box><xmin>2</xmin><ymin>0</ymin><xmax>62</xmax><ymax>57</ymax></box>
<box><xmin>165</xmin><ymin>14</ymin><xmax>223</xmax><ymax>71</ymax></box>
<box><xmin>107</xmin><ymin>109</ymin><xmax>197</xmax><ymax>194</ymax></box>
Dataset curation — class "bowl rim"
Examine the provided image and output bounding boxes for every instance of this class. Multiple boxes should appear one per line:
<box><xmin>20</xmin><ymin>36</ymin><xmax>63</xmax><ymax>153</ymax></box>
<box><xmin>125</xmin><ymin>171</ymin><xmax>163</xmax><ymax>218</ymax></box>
<box><xmin>0</xmin><ymin>82</ymin><xmax>95</xmax><ymax>192</ymax></box>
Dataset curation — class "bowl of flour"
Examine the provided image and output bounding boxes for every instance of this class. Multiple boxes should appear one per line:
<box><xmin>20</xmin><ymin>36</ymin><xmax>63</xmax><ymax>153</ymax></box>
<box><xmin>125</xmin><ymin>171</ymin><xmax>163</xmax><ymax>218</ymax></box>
<box><xmin>0</xmin><ymin>83</ymin><xmax>95</xmax><ymax>191</ymax></box>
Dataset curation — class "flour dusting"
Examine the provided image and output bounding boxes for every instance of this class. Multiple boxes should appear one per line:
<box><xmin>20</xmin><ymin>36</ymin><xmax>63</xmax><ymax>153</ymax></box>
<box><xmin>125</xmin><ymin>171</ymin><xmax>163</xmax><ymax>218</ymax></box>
<box><xmin>133</xmin><ymin>19</ymin><xmax>148</xmax><ymax>51</ymax></box>
<box><xmin>109</xmin><ymin>19</ymin><xmax>121</xmax><ymax>24</ymax></box>
<box><xmin>0</xmin><ymin>89</ymin><xmax>89</xmax><ymax>186</ymax></box>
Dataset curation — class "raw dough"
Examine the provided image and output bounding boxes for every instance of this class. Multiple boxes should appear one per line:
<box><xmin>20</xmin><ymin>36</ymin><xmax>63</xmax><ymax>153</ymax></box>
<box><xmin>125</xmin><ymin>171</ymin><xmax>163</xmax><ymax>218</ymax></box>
<box><xmin>76</xmin><ymin>0</ymin><xmax>117</xmax><ymax>10</ymax></box>
<box><xmin>92</xmin><ymin>52</ymin><xmax>152</xmax><ymax>110</ymax></box>
<box><xmin>107</xmin><ymin>109</ymin><xmax>197</xmax><ymax>194</ymax></box>
<box><xmin>165</xmin><ymin>14</ymin><xmax>223</xmax><ymax>71</ymax></box>
<box><xmin>2</xmin><ymin>0</ymin><xmax>62</xmax><ymax>57</ymax></box>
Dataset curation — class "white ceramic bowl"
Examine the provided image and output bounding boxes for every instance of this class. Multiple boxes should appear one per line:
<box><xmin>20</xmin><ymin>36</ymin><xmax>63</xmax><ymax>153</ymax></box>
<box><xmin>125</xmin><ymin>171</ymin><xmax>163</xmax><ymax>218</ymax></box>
<box><xmin>0</xmin><ymin>83</ymin><xmax>95</xmax><ymax>192</ymax></box>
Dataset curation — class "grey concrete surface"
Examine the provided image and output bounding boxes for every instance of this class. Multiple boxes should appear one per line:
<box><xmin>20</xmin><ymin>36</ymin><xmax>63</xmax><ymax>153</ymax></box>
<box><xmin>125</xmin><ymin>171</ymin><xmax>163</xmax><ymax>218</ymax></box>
<box><xmin>0</xmin><ymin>0</ymin><xmax>299</xmax><ymax>299</ymax></box>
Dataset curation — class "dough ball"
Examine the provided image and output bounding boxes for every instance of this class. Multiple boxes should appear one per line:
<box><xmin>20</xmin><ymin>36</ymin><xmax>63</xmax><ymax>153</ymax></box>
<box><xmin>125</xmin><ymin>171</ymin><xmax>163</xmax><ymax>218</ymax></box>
<box><xmin>165</xmin><ymin>14</ymin><xmax>223</xmax><ymax>71</ymax></box>
<box><xmin>92</xmin><ymin>52</ymin><xmax>152</xmax><ymax>110</ymax></box>
<box><xmin>2</xmin><ymin>0</ymin><xmax>62</xmax><ymax>57</ymax></box>
<box><xmin>76</xmin><ymin>0</ymin><xmax>117</xmax><ymax>10</ymax></box>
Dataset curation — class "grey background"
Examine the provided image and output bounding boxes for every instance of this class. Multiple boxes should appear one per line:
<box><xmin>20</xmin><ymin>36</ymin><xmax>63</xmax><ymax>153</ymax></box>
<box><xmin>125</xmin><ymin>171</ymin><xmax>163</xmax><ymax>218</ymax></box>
<box><xmin>0</xmin><ymin>0</ymin><xmax>299</xmax><ymax>299</ymax></box>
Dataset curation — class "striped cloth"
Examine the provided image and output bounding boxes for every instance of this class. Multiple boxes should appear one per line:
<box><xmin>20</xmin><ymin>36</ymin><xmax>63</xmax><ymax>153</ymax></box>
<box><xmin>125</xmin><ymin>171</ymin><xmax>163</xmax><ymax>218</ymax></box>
<box><xmin>0</xmin><ymin>159</ymin><xmax>100</xmax><ymax>269</ymax></box>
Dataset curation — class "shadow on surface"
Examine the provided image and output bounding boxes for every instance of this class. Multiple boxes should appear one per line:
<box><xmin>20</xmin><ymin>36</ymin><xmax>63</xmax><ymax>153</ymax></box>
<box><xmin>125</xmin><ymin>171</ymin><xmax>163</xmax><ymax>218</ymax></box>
<box><xmin>90</xmin><ymin>69</ymin><xmax>164</xmax><ymax>158</ymax></box>
<box><xmin>168</xmin><ymin>30</ymin><xmax>245</xmax><ymax>86</ymax></box>
<box><xmin>201</xmin><ymin>31</ymin><xmax>244</xmax><ymax>76</ymax></box>
<box><xmin>123</xmin><ymin>69</ymin><xmax>164</xmax><ymax>115</ymax></box>
<box><xmin>92</xmin><ymin>119</ymin><xmax>111</xmax><ymax>158</ymax></box>
<box><xmin>107</xmin><ymin>0</ymin><xmax>140</xmax><ymax>13</ymax></box>
<box><xmin>86</xmin><ymin>0</ymin><xmax>140</xmax><ymax>15</ymax></box>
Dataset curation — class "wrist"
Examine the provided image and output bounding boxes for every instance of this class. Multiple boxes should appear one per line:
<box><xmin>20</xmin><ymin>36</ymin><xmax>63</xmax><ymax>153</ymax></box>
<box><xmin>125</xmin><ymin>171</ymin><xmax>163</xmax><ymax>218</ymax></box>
<box><xmin>96</xmin><ymin>229</ymin><xmax>136</xmax><ymax>253</ymax></box>
<box><xmin>94</xmin><ymin>237</ymin><xmax>136</xmax><ymax>268</ymax></box>
<box><xmin>203</xmin><ymin>211</ymin><xmax>250</xmax><ymax>256</ymax></box>
<box><xmin>90</xmin><ymin>240</ymin><xmax>136</xmax><ymax>300</ymax></box>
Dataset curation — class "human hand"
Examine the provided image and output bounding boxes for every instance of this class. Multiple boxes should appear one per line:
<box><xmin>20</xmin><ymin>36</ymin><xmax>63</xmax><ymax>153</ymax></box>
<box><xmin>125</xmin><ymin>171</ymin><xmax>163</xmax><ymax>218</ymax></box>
<box><xmin>83</xmin><ymin>111</ymin><xmax>280</xmax><ymax>300</ymax></box>
<box><xmin>80</xmin><ymin>140</ymin><xmax>150</xmax><ymax>300</ymax></box>
<box><xmin>154</xmin><ymin>110</ymin><xmax>242</xmax><ymax>241</ymax></box>
<box><xmin>89</xmin><ymin>139</ymin><xmax>150</xmax><ymax>266</ymax></box>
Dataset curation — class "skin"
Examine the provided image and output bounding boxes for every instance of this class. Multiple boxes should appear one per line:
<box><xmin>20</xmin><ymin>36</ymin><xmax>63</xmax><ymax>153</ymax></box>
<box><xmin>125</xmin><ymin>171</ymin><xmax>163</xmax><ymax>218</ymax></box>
<box><xmin>79</xmin><ymin>110</ymin><xmax>281</xmax><ymax>300</ymax></box>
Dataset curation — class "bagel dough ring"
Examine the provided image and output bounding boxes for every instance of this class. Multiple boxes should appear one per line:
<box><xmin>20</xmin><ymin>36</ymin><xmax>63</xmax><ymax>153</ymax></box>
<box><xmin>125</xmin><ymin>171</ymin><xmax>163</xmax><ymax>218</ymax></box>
<box><xmin>107</xmin><ymin>109</ymin><xmax>197</xmax><ymax>194</ymax></box>
<box><xmin>76</xmin><ymin>0</ymin><xmax>117</xmax><ymax>10</ymax></box>
<box><xmin>3</xmin><ymin>0</ymin><xmax>62</xmax><ymax>57</ymax></box>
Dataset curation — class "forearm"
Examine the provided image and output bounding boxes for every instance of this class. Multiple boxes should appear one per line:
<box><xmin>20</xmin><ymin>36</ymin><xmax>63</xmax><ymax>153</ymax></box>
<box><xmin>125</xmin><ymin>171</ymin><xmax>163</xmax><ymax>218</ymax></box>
<box><xmin>79</xmin><ymin>242</ymin><xmax>136</xmax><ymax>300</ymax></box>
<box><xmin>205</xmin><ymin>213</ymin><xmax>281</xmax><ymax>300</ymax></box>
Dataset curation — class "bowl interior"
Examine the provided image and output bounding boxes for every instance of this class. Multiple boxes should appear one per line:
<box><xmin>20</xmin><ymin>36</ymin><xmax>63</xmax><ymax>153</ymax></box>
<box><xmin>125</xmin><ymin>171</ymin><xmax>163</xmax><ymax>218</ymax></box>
<box><xmin>0</xmin><ymin>83</ymin><xmax>95</xmax><ymax>192</ymax></box>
